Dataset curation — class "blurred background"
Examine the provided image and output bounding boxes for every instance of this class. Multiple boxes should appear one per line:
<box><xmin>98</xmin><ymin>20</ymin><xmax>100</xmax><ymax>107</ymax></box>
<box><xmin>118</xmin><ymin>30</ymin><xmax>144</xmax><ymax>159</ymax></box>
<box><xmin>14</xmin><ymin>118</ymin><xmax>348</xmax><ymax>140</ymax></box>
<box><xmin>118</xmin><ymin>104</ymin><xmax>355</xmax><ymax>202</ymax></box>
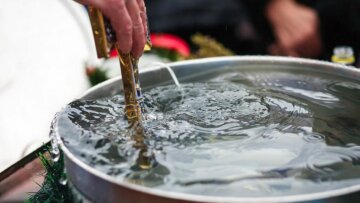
<box><xmin>0</xmin><ymin>0</ymin><xmax>93</xmax><ymax>172</ymax></box>
<box><xmin>1</xmin><ymin>0</ymin><xmax>359</xmax><ymax>176</ymax></box>
<box><xmin>147</xmin><ymin>0</ymin><xmax>360</xmax><ymax>61</ymax></box>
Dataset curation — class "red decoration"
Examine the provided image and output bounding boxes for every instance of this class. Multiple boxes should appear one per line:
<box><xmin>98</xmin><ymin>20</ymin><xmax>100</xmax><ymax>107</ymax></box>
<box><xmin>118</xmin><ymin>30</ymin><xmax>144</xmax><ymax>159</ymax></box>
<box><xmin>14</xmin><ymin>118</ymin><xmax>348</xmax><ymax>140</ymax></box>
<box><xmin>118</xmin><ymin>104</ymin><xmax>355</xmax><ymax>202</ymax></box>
<box><xmin>107</xmin><ymin>33</ymin><xmax>191</xmax><ymax>58</ymax></box>
<box><xmin>150</xmin><ymin>33</ymin><xmax>190</xmax><ymax>57</ymax></box>
<box><xmin>109</xmin><ymin>48</ymin><xmax>118</xmax><ymax>58</ymax></box>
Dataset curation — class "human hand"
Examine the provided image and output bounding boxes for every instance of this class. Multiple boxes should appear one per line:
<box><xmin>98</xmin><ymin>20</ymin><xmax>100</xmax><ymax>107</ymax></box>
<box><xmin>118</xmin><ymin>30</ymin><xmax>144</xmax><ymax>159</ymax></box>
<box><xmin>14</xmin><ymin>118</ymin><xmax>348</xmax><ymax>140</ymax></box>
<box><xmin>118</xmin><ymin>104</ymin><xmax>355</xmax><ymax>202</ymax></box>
<box><xmin>76</xmin><ymin>0</ymin><xmax>148</xmax><ymax>58</ymax></box>
<box><xmin>266</xmin><ymin>0</ymin><xmax>322</xmax><ymax>58</ymax></box>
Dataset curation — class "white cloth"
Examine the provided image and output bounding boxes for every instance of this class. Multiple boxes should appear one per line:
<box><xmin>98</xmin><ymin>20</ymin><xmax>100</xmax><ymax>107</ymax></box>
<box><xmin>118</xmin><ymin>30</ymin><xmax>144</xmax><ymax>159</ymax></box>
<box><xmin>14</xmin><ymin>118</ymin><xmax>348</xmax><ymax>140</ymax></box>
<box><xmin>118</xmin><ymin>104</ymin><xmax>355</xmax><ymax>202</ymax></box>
<box><xmin>0</xmin><ymin>0</ymin><xmax>94</xmax><ymax>171</ymax></box>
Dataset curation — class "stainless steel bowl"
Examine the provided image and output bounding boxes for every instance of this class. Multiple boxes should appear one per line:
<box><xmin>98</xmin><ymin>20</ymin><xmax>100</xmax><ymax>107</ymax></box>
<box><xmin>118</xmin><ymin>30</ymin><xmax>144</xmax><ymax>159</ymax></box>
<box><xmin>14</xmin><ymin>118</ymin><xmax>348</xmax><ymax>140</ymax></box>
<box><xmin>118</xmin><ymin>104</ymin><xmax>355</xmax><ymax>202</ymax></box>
<box><xmin>55</xmin><ymin>56</ymin><xmax>360</xmax><ymax>203</ymax></box>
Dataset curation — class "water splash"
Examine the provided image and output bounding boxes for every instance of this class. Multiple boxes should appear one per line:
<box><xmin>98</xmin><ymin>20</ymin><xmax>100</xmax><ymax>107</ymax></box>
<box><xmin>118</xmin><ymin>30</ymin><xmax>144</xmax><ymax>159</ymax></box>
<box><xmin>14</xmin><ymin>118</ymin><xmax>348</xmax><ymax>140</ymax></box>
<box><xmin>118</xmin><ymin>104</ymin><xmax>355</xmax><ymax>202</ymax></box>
<box><xmin>49</xmin><ymin>113</ymin><xmax>60</xmax><ymax>162</ymax></box>
<box><xmin>148</xmin><ymin>62</ymin><xmax>181</xmax><ymax>87</ymax></box>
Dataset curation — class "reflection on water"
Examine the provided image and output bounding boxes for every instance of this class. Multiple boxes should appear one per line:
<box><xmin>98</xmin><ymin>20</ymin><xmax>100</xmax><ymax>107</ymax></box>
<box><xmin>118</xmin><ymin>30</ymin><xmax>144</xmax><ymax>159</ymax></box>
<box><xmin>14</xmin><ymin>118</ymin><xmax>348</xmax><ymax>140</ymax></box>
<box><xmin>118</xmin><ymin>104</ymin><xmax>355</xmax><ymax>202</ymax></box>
<box><xmin>57</xmin><ymin>70</ymin><xmax>360</xmax><ymax>197</ymax></box>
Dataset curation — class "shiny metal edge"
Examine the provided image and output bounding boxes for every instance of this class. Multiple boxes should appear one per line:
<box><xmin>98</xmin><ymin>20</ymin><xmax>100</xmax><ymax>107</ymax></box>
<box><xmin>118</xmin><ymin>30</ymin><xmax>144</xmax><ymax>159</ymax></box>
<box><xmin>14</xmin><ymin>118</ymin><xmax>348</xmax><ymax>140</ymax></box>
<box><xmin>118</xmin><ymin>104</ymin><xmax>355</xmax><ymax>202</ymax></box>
<box><xmin>82</xmin><ymin>56</ymin><xmax>360</xmax><ymax>99</ymax></box>
<box><xmin>56</xmin><ymin>56</ymin><xmax>360</xmax><ymax>203</ymax></box>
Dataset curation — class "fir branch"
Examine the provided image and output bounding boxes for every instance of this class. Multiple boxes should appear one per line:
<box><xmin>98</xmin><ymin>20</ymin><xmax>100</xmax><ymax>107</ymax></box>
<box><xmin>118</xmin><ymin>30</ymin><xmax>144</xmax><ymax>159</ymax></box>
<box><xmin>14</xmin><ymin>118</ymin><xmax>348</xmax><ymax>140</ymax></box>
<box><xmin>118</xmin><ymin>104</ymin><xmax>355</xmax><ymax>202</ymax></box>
<box><xmin>26</xmin><ymin>148</ymin><xmax>71</xmax><ymax>203</ymax></box>
<box><xmin>189</xmin><ymin>33</ymin><xmax>234</xmax><ymax>59</ymax></box>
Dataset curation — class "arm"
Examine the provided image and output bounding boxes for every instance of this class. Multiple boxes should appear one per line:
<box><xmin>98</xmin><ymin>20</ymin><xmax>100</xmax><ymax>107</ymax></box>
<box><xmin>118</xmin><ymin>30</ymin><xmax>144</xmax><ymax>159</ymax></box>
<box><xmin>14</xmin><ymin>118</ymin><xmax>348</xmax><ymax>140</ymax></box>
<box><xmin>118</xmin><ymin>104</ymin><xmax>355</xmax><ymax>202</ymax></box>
<box><xmin>265</xmin><ymin>0</ymin><xmax>322</xmax><ymax>58</ymax></box>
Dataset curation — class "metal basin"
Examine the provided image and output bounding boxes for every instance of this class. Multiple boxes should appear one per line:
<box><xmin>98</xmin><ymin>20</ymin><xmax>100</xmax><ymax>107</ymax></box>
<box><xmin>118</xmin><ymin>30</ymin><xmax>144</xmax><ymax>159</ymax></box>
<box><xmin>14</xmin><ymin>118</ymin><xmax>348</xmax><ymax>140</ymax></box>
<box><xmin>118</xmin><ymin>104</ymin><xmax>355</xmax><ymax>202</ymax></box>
<box><xmin>55</xmin><ymin>56</ymin><xmax>360</xmax><ymax>203</ymax></box>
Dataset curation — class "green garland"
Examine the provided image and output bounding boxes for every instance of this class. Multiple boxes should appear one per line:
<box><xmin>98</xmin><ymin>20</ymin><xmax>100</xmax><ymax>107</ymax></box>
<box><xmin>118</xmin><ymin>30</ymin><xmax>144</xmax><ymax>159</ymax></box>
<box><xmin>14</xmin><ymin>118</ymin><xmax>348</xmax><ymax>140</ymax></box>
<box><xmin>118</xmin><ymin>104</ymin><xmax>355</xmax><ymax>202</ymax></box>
<box><xmin>26</xmin><ymin>149</ymin><xmax>71</xmax><ymax>203</ymax></box>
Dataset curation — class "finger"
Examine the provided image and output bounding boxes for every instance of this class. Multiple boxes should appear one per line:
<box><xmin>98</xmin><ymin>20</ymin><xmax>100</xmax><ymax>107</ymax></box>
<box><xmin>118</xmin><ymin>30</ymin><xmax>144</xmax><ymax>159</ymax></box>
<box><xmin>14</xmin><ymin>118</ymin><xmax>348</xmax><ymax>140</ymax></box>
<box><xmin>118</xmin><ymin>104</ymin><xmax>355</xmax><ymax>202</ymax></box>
<box><xmin>137</xmin><ymin>0</ymin><xmax>148</xmax><ymax>39</ymax></box>
<box><xmin>297</xmin><ymin>32</ymin><xmax>322</xmax><ymax>58</ymax></box>
<box><xmin>268</xmin><ymin>43</ymin><xmax>280</xmax><ymax>55</ymax></box>
<box><xmin>74</xmin><ymin>0</ymin><xmax>102</xmax><ymax>7</ymax></box>
<box><xmin>271</xmin><ymin>41</ymin><xmax>300</xmax><ymax>57</ymax></box>
<box><xmin>276</xmin><ymin>28</ymin><xmax>293</xmax><ymax>52</ymax></box>
<box><xmin>297</xmin><ymin>23</ymin><xmax>322</xmax><ymax>57</ymax></box>
<box><xmin>285</xmin><ymin>49</ymin><xmax>300</xmax><ymax>57</ymax></box>
<box><xmin>106</xmin><ymin>1</ymin><xmax>133</xmax><ymax>54</ymax></box>
<box><xmin>126</xmin><ymin>0</ymin><xmax>145</xmax><ymax>58</ymax></box>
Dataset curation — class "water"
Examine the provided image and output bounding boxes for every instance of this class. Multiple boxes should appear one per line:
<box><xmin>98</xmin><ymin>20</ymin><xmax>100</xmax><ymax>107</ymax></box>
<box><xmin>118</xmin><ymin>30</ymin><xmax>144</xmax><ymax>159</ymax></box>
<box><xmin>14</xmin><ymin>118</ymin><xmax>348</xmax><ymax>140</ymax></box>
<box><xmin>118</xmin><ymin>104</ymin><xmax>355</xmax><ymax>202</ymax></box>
<box><xmin>49</xmin><ymin>114</ymin><xmax>60</xmax><ymax>162</ymax></box>
<box><xmin>56</xmin><ymin>70</ymin><xmax>360</xmax><ymax>197</ymax></box>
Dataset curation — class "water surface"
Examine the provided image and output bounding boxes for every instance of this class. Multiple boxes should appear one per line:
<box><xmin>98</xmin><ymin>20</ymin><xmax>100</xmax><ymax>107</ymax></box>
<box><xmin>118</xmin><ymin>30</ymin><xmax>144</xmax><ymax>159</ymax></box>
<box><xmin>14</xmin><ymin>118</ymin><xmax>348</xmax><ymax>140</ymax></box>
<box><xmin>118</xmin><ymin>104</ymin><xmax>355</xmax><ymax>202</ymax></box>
<box><xmin>57</xmin><ymin>70</ymin><xmax>360</xmax><ymax>197</ymax></box>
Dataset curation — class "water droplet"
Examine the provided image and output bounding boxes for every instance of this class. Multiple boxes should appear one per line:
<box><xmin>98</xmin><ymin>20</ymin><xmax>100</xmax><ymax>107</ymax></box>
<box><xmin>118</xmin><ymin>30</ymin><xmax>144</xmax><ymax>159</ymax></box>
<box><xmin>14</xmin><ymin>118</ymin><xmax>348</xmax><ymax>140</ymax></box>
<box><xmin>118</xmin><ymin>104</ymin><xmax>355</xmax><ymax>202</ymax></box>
<box><xmin>50</xmin><ymin>148</ymin><xmax>60</xmax><ymax>162</ymax></box>
<box><xmin>59</xmin><ymin>176</ymin><xmax>68</xmax><ymax>186</ymax></box>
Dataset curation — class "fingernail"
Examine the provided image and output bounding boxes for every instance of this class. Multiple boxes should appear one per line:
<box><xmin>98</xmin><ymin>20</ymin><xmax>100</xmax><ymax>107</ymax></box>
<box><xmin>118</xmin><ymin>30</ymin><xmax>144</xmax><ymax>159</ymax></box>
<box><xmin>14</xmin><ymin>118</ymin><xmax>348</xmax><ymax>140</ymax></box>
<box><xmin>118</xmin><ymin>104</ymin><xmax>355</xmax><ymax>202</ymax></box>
<box><xmin>132</xmin><ymin>50</ymin><xmax>142</xmax><ymax>59</ymax></box>
<box><xmin>117</xmin><ymin>46</ymin><xmax>131</xmax><ymax>55</ymax></box>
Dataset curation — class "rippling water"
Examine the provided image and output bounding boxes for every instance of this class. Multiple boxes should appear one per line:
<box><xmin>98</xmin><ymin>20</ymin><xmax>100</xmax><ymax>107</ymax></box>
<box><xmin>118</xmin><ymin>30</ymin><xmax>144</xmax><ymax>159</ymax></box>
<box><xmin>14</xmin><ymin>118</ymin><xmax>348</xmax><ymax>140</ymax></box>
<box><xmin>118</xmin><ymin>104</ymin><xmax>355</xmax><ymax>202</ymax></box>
<box><xmin>57</xmin><ymin>70</ymin><xmax>360</xmax><ymax>197</ymax></box>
